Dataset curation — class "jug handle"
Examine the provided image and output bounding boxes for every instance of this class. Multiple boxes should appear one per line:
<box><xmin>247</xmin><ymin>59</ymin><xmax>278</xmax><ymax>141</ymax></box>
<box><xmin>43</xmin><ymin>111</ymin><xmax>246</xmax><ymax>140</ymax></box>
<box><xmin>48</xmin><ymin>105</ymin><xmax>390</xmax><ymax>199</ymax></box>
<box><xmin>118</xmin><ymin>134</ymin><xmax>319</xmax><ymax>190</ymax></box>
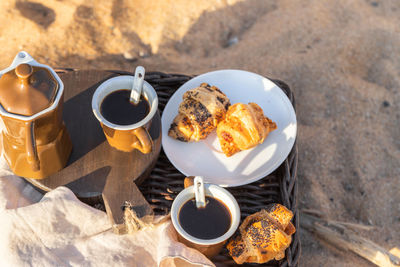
<box><xmin>25</xmin><ymin>121</ymin><xmax>40</xmax><ymax>172</ymax></box>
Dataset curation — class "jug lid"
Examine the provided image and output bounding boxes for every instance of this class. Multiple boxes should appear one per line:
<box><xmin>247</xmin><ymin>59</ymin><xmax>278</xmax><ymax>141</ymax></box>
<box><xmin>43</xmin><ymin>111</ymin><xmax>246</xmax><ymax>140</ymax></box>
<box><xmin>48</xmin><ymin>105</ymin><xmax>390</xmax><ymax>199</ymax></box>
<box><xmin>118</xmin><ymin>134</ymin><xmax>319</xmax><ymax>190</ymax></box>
<box><xmin>0</xmin><ymin>63</ymin><xmax>58</xmax><ymax>116</ymax></box>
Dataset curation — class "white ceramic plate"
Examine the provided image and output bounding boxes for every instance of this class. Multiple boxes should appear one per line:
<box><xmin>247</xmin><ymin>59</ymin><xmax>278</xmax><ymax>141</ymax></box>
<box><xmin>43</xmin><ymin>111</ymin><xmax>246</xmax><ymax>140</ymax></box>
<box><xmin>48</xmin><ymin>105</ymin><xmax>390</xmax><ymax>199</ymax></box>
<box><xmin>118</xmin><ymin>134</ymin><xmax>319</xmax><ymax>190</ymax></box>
<box><xmin>161</xmin><ymin>70</ymin><xmax>297</xmax><ymax>187</ymax></box>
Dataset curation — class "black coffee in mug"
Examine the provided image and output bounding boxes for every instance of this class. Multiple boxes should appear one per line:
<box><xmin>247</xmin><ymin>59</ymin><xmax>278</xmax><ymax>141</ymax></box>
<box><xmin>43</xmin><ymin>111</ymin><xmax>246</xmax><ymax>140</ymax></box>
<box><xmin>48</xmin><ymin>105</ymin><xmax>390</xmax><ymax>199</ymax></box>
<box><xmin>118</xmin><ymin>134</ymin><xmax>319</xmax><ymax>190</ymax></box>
<box><xmin>178</xmin><ymin>197</ymin><xmax>231</xmax><ymax>240</ymax></box>
<box><xmin>100</xmin><ymin>89</ymin><xmax>150</xmax><ymax>125</ymax></box>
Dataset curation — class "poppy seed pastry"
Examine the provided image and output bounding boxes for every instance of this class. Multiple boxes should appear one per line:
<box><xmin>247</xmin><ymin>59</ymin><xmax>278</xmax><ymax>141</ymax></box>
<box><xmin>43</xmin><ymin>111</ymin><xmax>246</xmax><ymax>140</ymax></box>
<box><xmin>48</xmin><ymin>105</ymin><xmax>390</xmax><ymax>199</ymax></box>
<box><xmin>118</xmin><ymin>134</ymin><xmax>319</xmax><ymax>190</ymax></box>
<box><xmin>168</xmin><ymin>83</ymin><xmax>230</xmax><ymax>142</ymax></box>
<box><xmin>226</xmin><ymin>204</ymin><xmax>296</xmax><ymax>264</ymax></box>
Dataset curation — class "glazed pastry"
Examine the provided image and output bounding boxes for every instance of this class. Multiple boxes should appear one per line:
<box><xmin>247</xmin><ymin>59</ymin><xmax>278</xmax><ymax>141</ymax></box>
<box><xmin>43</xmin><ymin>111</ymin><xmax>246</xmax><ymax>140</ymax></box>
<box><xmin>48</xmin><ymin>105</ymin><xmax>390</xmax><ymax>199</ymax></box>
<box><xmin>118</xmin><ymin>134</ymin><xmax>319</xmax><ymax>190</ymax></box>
<box><xmin>227</xmin><ymin>204</ymin><xmax>296</xmax><ymax>264</ymax></box>
<box><xmin>168</xmin><ymin>83</ymin><xmax>230</xmax><ymax>142</ymax></box>
<box><xmin>216</xmin><ymin>103</ymin><xmax>277</xmax><ymax>157</ymax></box>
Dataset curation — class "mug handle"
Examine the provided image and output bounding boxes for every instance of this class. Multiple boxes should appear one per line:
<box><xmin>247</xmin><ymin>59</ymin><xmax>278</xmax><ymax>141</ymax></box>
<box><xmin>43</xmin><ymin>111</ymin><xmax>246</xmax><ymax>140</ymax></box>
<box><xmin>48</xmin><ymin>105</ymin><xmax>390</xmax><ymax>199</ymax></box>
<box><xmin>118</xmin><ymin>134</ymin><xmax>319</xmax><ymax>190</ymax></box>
<box><xmin>132</xmin><ymin>127</ymin><xmax>152</xmax><ymax>154</ymax></box>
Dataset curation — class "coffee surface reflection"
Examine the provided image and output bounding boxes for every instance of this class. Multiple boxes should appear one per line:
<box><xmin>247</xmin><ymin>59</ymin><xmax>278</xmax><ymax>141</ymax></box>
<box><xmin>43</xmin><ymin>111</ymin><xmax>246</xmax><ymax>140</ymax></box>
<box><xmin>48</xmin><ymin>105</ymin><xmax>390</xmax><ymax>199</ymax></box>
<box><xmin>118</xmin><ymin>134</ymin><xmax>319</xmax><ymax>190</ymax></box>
<box><xmin>179</xmin><ymin>197</ymin><xmax>231</xmax><ymax>240</ymax></box>
<box><xmin>100</xmin><ymin>89</ymin><xmax>149</xmax><ymax>125</ymax></box>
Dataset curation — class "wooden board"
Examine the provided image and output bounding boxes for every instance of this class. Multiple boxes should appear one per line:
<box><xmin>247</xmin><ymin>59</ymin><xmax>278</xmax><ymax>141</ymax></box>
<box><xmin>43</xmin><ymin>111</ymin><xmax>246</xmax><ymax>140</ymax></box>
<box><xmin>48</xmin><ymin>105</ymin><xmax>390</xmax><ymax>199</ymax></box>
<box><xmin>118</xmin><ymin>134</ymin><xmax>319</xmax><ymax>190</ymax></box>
<box><xmin>26</xmin><ymin>70</ymin><xmax>161</xmax><ymax>231</ymax></box>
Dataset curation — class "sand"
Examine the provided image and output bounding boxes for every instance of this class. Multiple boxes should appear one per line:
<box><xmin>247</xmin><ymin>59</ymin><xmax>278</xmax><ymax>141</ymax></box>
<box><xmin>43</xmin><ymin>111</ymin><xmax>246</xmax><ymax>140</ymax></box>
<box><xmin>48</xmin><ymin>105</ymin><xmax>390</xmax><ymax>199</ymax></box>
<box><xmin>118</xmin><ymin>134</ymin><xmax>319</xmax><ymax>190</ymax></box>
<box><xmin>0</xmin><ymin>0</ymin><xmax>399</xmax><ymax>266</ymax></box>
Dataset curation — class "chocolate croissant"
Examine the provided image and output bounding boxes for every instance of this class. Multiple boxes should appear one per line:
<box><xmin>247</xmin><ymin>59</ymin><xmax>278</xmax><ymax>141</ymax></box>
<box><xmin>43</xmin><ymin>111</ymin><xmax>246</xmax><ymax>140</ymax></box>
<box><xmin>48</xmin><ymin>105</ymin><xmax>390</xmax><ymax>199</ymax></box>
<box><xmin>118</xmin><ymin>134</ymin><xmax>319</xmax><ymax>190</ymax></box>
<box><xmin>216</xmin><ymin>102</ymin><xmax>277</xmax><ymax>157</ymax></box>
<box><xmin>168</xmin><ymin>83</ymin><xmax>230</xmax><ymax>142</ymax></box>
<box><xmin>227</xmin><ymin>204</ymin><xmax>296</xmax><ymax>264</ymax></box>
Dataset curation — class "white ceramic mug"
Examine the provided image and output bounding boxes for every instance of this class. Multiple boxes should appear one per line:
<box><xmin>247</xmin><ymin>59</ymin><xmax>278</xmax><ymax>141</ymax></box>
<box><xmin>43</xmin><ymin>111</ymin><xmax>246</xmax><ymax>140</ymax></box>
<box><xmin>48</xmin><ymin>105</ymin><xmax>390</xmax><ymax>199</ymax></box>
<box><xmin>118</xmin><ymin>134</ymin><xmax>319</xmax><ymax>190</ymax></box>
<box><xmin>171</xmin><ymin>182</ymin><xmax>240</xmax><ymax>258</ymax></box>
<box><xmin>92</xmin><ymin>75</ymin><xmax>158</xmax><ymax>153</ymax></box>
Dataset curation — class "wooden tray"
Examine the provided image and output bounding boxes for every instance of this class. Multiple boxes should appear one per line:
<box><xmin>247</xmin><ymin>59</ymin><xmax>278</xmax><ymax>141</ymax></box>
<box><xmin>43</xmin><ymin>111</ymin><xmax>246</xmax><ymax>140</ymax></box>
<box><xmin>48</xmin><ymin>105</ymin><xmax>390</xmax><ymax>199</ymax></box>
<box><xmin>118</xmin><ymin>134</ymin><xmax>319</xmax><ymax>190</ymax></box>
<box><xmin>26</xmin><ymin>70</ymin><xmax>161</xmax><ymax>229</ymax></box>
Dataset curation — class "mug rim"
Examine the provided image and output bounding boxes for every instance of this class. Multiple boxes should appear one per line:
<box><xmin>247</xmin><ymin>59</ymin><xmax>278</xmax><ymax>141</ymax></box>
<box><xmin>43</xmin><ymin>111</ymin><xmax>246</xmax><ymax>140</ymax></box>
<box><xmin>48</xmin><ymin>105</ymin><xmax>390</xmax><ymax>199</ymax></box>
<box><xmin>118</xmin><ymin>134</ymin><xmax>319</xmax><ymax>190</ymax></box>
<box><xmin>171</xmin><ymin>183</ymin><xmax>240</xmax><ymax>245</ymax></box>
<box><xmin>92</xmin><ymin>75</ymin><xmax>158</xmax><ymax>130</ymax></box>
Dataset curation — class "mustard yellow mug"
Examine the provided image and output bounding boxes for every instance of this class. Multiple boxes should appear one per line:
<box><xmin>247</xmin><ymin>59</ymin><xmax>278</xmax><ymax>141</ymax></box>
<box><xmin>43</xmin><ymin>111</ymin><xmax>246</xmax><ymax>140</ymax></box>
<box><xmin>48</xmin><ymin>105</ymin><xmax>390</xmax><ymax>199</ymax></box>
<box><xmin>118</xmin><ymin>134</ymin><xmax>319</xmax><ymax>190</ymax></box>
<box><xmin>92</xmin><ymin>75</ymin><xmax>158</xmax><ymax>153</ymax></box>
<box><xmin>171</xmin><ymin>180</ymin><xmax>240</xmax><ymax>258</ymax></box>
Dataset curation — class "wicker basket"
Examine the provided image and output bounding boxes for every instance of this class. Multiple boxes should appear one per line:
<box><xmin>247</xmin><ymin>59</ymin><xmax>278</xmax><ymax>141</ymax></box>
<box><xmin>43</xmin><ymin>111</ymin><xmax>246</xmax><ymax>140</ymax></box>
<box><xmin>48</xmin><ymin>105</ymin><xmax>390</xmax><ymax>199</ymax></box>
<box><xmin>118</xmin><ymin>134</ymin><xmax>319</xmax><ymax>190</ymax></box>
<box><xmin>53</xmin><ymin>69</ymin><xmax>301</xmax><ymax>266</ymax></box>
<box><xmin>128</xmin><ymin>71</ymin><xmax>301</xmax><ymax>267</ymax></box>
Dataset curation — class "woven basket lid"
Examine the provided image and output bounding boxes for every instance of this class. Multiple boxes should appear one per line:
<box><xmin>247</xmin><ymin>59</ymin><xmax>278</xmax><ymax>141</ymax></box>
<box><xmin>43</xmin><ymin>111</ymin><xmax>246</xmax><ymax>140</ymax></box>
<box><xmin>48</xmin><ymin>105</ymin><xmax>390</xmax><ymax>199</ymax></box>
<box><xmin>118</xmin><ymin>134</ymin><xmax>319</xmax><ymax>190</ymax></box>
<box><xmin>0</xmin><ymin>63</ymin><xmax>58</xmax><ymax>116</ymax></box>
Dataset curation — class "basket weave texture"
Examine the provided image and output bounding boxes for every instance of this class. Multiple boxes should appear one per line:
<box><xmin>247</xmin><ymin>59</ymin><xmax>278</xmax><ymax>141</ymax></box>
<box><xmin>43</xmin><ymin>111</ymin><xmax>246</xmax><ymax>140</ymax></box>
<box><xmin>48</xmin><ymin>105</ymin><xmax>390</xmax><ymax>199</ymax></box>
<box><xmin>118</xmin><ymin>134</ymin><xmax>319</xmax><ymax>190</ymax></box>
<box><xmin>130</xmin><ymin>71</ymin><xmax>301</xmax><ymax>267</ymax></box>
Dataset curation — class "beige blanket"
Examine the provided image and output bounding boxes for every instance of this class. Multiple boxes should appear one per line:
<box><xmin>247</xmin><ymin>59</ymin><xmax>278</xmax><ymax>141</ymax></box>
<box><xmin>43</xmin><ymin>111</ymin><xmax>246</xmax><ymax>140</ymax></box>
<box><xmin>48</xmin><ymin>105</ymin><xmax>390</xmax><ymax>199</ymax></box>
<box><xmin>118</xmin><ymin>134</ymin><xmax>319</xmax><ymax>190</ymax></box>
<box><xmin>0</xmin><ymin>158</ymin><xmax>214</xmax><ymax>267</ymax></box>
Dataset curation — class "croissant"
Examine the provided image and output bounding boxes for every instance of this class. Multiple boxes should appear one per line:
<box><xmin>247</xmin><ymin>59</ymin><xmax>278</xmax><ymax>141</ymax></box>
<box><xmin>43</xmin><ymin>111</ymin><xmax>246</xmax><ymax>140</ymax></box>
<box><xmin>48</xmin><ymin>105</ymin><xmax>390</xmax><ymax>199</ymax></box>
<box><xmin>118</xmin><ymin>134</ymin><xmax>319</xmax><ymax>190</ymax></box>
<box><xmin>216</xmin><ymin>103</ymin><xmax>277</xmax><ymax>157</ymax></box>
<box><xmin>168</xmin><ymin>83</ymin><xmax>230</xmax><ymax>142</ymax></box>
<box><xmin>227</xmin><ymin>204</ymin><xmax>296</xmax><ymax>264</ymax></box>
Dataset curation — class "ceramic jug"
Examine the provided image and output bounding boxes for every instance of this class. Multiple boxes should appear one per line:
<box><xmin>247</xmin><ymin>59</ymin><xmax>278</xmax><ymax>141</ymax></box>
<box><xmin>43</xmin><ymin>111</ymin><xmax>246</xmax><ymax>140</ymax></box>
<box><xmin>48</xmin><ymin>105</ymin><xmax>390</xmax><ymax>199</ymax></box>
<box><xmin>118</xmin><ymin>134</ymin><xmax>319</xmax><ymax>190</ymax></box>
<box><xmin>0</xmin><ymin>51</ymin><xmax>72</xmax><ymax>179</ymax></box>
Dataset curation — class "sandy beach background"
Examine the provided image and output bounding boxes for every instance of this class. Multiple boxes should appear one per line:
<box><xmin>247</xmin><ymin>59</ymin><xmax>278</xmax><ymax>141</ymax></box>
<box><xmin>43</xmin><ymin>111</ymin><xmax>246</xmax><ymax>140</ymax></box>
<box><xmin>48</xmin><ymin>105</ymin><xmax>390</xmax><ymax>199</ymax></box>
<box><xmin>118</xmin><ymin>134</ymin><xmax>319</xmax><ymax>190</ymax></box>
<box><xmin>0</xmin><ymin>0</ymin><xmax>399</xmax><ymax>266</ymax></box>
